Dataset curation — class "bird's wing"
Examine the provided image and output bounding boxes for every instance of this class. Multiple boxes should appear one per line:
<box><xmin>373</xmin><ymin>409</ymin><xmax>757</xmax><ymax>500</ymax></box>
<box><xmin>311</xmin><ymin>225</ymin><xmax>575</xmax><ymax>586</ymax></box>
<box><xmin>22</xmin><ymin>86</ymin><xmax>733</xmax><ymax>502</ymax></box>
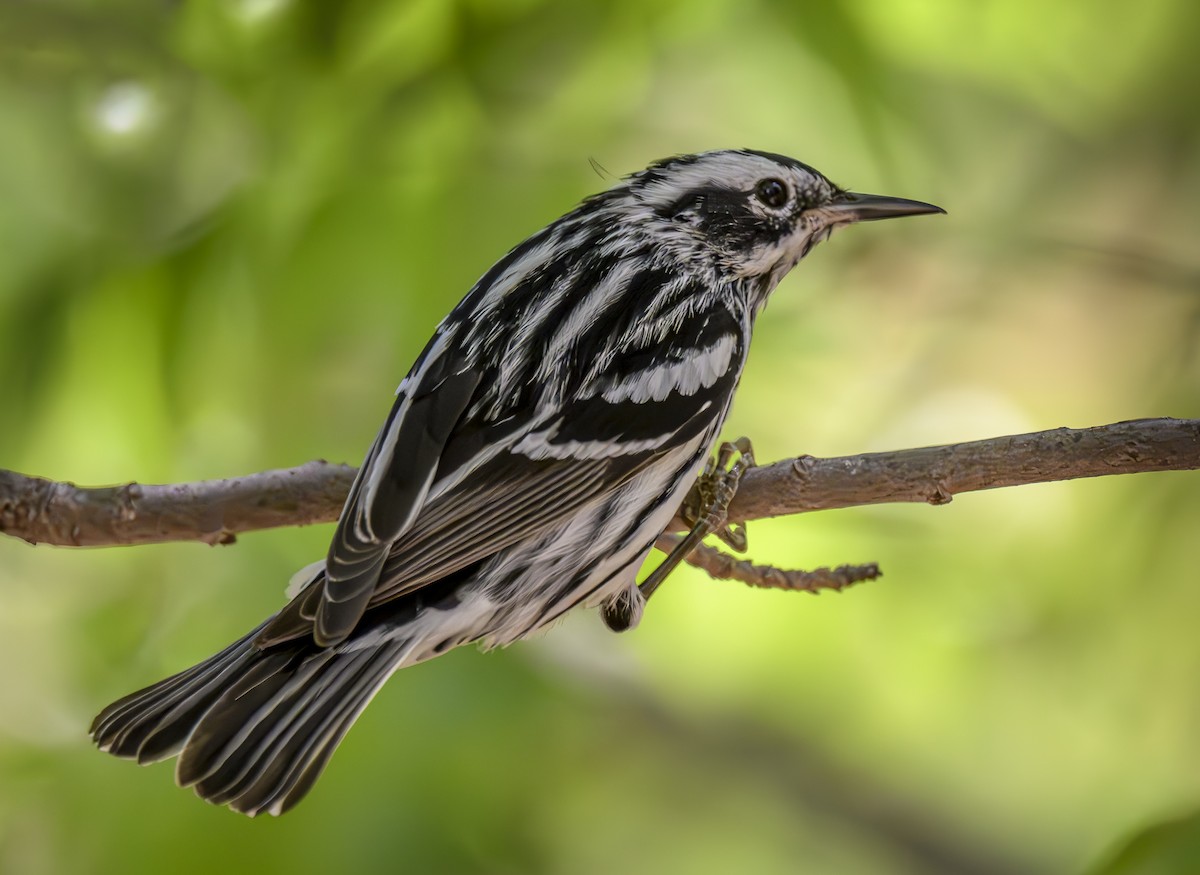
<box><xmin>290</xmin><ymin>335</ymin><xmax>485</xmax><ymax>646</ymax></box>
<box><xmin>260</xmin><ymin>307</ymin><xmax>745</xmax><ymax>648</ymax></box>
<box><xmin>366</xmin><ymin>374</ymin><xmax>730</xmax><ymax>605</ymax></box>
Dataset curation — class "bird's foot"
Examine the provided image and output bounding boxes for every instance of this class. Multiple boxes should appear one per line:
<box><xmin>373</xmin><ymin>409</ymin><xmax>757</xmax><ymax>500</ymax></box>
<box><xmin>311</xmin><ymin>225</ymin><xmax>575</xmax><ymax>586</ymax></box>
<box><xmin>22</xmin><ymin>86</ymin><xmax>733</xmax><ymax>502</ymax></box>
<box><xmin>638</xmin><ymin>437</ymin><xmax>755</xmax><ymax>602</ymax></box>
<box><xmin>601</xmin><ymin>437</ymin><xmax>756</xmax><ymax>632</ymax></box>
<box><xmin>680</xmin><ymin>436</ymin><xmax>755</xmax><ymax>553</ymax></box>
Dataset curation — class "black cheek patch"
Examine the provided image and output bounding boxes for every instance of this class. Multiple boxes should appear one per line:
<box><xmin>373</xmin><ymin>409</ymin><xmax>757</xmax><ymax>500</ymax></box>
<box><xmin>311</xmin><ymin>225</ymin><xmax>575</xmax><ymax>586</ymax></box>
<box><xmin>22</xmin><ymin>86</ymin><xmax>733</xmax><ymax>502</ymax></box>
<box><xmin>657</xmin><ymin>185</ymin><xmax>796</xmax><ymax>254</ymax></box>
<box><xmin>696</xmin><ymin>188</ymin><xmax>792</xmax><ymax>252</ymax></box>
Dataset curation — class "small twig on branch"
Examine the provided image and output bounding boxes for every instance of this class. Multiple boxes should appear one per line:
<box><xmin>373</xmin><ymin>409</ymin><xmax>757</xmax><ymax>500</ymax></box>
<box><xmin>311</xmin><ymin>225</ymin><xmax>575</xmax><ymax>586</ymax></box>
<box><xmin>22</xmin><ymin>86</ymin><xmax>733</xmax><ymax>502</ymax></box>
<box><xmin>1</xmin><ymin>418</ymin><xmax>1197</xmax><ymax>591</ymax></box>
<box><xmin>654</xmin><ymin>533</ymin><xmax>880</xmax><ymax>592</ymax></box>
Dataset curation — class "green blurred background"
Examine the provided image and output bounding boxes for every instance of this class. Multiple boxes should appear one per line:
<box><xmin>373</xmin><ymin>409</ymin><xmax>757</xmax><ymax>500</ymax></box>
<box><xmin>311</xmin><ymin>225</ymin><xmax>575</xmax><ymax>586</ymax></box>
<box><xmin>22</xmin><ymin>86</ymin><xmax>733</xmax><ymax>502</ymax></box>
<box><xmin>1</xmin><ymin>1</ymin><xmax>1198</xmax><ymax>873</ymax></box>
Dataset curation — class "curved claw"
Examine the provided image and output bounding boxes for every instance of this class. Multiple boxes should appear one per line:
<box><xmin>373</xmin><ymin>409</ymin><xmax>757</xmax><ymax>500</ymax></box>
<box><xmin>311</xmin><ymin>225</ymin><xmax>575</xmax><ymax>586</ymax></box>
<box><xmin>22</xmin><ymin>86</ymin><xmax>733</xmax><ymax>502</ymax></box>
<box><xmin>637</xmin><ymin>437</ymin><xmax>757</xmax><ymax>605</ymax></box>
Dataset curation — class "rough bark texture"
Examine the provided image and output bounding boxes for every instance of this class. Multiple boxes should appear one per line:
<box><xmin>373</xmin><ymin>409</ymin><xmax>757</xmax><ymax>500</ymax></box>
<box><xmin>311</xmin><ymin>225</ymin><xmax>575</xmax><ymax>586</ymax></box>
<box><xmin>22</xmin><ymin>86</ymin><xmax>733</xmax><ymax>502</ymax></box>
<box><xmin>2</xmin><ymin>418</ymin><xmax>1196</xmax><ymax>550</ymax></box>
<box><xmin>0</xmin><ymin>460</ymin><xmax>356</xmax><ymax>547</ymax></box>
<box><xmin>727</xmin><ymin>417</ymin><xmax>1200</xmax><ymax>521</ymax></box>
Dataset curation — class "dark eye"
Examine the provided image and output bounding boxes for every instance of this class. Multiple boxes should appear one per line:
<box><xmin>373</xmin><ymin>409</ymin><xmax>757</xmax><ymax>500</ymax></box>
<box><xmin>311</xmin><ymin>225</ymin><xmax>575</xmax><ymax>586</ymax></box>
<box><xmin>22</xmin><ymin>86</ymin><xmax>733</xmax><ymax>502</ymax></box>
<box><xmin>754</xmin><ymin>178</ymin><xmax>789</xmax><ymax>209</ymax></box>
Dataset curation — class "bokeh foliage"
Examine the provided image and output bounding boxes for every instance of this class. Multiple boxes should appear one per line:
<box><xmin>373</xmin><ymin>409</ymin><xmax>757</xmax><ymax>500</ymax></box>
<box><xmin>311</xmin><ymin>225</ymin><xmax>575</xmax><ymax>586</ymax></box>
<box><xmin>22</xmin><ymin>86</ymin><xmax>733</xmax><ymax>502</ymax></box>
<box><xmin>1</xmin><ymin>1</ymin><xmax>1198</xmax><ymax>873</ymax></box>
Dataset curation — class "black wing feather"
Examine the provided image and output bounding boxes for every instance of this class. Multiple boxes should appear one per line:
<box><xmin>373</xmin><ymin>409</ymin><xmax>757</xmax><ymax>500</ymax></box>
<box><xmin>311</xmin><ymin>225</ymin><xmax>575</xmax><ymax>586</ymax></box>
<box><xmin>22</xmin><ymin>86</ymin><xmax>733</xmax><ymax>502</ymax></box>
<box><xmin>314</xmin><ymin>364</ymin><xmax>481</xmax><ymax>646</ymax></box>
<box><xmin>262</xmin><ymin>301</ymin><xmax>743</xmax><ymax>647</ymax></box>
<box><xmin>366</xmin><ymin>336</ymin><xmax>744</xmax><ymax>605</ymax></box>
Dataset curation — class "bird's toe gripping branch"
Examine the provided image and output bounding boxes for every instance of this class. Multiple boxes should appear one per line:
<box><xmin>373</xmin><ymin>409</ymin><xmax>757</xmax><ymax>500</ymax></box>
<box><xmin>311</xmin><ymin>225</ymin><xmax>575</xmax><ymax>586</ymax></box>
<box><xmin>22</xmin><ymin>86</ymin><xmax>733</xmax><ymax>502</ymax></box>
<box><xmin>640</xmin><ymin>436</ymin><xmax>757</xmax><ymax>602</ymax></box>
<box><xmin>680</xmin><ymin>435</ymin><xmax>755</xmax><ymax>553</ymax></box>
<box><xmin>600</xmin><ymin>437</ymin><xmax>756</xmax><ymax>633</ymax></box>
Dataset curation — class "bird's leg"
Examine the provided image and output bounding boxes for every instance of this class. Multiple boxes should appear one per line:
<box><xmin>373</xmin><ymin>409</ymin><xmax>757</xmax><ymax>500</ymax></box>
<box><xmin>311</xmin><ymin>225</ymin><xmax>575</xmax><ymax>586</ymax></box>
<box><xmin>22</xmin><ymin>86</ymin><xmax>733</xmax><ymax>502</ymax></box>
<box><xmin>600</xmin><ymin>437</ymin><xmax>755</xmax><ymax>632</ymax></box>
<box><xmin>639</xmin><ymin>436</ymin><xmax>755</xmax><ymax>602</ymax></box>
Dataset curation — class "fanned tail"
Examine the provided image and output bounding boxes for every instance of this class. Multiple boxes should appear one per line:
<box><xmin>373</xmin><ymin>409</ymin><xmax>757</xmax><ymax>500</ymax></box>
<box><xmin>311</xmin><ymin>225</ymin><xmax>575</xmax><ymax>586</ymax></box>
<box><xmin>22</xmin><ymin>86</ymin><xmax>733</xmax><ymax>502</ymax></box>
<box><xmin>90</xmin><ymin>623</ymin><xmax>409</xmax><ymax>817</ymax></box>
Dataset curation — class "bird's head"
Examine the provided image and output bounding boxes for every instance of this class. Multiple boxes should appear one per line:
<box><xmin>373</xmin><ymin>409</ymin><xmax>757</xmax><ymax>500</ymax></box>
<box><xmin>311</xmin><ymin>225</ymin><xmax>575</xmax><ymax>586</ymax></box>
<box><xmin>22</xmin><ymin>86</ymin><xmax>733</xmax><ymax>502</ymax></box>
<box><xmin>625</xmin><ymin>149</ymin><xmax>943</xmax><ymax>287</ymax></box>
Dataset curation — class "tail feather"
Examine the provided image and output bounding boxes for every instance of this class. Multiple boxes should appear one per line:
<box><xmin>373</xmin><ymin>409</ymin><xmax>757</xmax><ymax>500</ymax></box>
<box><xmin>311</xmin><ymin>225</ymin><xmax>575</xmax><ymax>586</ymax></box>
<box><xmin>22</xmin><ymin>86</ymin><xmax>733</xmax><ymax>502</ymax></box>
<box><xmin>177</xmin><ymin>650</ymin><xmax>339</xmax><ymax>795</ymax></box>
<box><xmin>201</xmin><ymin>644</ymin><xmax>405</xmax><ymax>816</ymax></box>
<box><xmin>91</xmin><ymin>623</ymin><xmax>412</xmax><ymax>817</ymax></box>
<box><xmin>91</xmin><ymin>621</ymin><xmax>270</xmax><ymax>762</ymax></box>
<box><xmin>174</xmin><ymin>649</ymin><xmax>325</xmax><ymax>787</ymax></box>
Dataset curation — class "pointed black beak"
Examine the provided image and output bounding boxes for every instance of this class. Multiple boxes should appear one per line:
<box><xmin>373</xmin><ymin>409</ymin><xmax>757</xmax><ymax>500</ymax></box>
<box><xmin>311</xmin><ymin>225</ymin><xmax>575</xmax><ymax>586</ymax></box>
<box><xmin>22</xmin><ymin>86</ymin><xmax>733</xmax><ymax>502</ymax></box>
<box><xmin>822</xmin><ymin>191</ymin><xmax>945</xmax><ymax>223</ymax></box>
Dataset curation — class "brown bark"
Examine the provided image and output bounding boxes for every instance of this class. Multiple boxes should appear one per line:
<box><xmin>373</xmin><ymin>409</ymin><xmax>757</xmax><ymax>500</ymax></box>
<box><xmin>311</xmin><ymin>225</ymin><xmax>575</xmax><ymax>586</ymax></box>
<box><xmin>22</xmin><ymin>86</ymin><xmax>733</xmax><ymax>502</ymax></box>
<box><xmin>2</xmin><ymin>418</ymin><xmax>1196</xmax><ymax>589</ymax></box>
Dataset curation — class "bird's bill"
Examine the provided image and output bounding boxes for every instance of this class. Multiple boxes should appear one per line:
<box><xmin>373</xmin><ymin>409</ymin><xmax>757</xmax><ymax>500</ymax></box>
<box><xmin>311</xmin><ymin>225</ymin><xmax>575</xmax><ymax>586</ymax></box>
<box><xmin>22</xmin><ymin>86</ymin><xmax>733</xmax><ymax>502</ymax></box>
<box><xmin>820</xmin><ymin>191</ymin><xmax>946</xmax><ymax>224</ymax></box>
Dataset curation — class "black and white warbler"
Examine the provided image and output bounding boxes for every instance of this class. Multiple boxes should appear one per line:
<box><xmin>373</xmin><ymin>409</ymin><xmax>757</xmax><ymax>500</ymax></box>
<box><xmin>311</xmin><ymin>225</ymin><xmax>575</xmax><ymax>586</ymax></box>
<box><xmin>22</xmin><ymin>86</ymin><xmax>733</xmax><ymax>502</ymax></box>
<box><xmin>91</xmin><ymin>149</ymin><xmax>943</xmax><ymax>816</ymax></box>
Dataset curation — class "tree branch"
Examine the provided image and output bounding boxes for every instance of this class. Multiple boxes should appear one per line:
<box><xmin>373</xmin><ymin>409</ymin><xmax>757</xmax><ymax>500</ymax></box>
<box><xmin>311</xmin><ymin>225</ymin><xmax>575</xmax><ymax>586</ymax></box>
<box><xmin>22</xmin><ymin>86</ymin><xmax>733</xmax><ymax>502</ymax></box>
<box><xmin>723</xmin><ymin>417</ymin><xmax>1200</xmax><ymax>522</ymax></box>
<box><xmin>2</xmin><ymin>419</ymin><xmax>1197</xmax><ymax>586</ymax></box>
<box><xmin>0</xmin><ymin>460</ymin><xmax>356</xmax><ymax>548</ymax></box>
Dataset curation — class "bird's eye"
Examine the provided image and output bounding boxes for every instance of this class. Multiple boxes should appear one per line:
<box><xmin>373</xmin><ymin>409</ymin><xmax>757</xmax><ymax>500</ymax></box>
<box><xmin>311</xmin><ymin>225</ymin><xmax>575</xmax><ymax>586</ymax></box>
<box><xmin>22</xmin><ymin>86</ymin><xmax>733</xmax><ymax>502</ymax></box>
<box><xmin>754</xmin><ymin>178</ymin><xmax>789</xmax><ymax>209</ymax></box>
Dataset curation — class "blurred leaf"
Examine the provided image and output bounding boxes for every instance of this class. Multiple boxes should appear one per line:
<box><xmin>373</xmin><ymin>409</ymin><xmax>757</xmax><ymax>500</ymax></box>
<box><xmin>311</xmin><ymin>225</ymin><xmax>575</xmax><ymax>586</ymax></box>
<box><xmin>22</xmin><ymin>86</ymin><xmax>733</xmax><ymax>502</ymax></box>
<box><xmin>1089</xmin><ymin>811</ymin><xmax>1200</xmax><ymax>875</ymax></box>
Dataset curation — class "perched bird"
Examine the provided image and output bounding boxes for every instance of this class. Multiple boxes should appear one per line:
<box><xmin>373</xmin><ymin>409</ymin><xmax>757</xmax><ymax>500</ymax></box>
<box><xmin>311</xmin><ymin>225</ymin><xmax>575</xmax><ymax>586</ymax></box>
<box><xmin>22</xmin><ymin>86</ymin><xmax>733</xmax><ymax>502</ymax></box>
<box><xmin>91</xmin><ymin>149</ymin><xmax>942</xmax><ymax>816</ymax></box>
